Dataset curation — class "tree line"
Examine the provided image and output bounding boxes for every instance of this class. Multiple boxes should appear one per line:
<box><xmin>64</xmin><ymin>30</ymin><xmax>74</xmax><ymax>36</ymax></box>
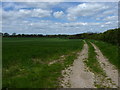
<box><xmin>78</xmin><ymin>28</ymin><xmax>119</xmax><ymax>45</ymax></box>
<box><xmin>2</xmin><ymin>28</ymin><xmax>119</xmax><ymax>45</ymax></box>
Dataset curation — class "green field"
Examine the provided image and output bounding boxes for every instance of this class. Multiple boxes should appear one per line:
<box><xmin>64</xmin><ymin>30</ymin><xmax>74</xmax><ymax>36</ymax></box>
<box><xmin>2</xmin><ymin>37</ymin><xmax>84</xmax><ymax>88</ymax></box>
<box><xmin>2</xmin><ymin>37</ymin><xmax>118</xmax><ymax>88</ymax></box>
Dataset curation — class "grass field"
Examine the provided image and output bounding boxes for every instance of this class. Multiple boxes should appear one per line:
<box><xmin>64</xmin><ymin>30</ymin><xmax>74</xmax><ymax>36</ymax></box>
<box><xmin>2</xmin><ymin>37</ymin><xmax>84</xmax><ymax>88</ymax></box>
<box><xmin>90</xmin><ymin>40</ymin><xmax>119</xmax><ymax>70</ymax></box>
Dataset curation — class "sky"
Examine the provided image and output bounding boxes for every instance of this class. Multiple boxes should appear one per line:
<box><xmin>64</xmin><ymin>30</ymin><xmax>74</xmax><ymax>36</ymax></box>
<box><xmin>1</xmin><ymin>2</ymin><xmax>118</xmax><ymax>35</ymax></box>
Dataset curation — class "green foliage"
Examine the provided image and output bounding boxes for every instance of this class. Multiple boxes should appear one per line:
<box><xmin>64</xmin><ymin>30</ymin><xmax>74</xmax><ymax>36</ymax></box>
<box><xmin>87</xmin><ymin>28</ymin><xmax>119</xmax><ymax>45</ymax></box>
<box><xmin>3</xmin><ymin>37</ymin><xmax>84</xmax><ymax>88</ymax></box>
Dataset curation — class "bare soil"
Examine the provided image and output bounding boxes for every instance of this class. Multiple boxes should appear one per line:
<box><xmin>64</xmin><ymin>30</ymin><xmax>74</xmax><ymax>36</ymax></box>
<box><xmin>61</xmin><ymin>42</ymin><xmax>95</xmax><ymax>88</ymax></box>
<box><xmin>60</xmin><ymin>41</ymin><xmax>118</xmax><ymax>88</ymax></box>
<box><xmin>91</xmin><ymin>42</ymin><xmax>118</xmax><ymax>88</ymax></box>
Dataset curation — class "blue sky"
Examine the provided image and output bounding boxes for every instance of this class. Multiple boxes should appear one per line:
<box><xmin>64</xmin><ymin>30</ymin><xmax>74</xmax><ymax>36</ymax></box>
<box><xmin>1</xmin><ymin>2</ymin><xmax>118</xmax><ymax>35</ymax></box>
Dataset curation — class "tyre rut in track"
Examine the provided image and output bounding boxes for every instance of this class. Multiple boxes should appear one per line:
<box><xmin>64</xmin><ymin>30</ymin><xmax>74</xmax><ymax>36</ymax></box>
<box><xmin>61</xmin><ymin>41</ymin><xmax>95</xmax><ymax>88</ymax></box>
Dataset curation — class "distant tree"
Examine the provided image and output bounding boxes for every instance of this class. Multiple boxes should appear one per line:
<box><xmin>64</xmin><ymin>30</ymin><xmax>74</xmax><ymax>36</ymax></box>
<box><xmin>3</xmin><ymin>33</ymin><xmax>9</xmax><ymax>37</ymax></box>
<box><xmin>22</xmin><ymin>34</ymin><xmax>25</xmax><ymax>37</ymax></box>
<box><xmin>12</xmin><ymin>33</ymin><xmax>16</xmax><ymax>36</ymax></box>
<box><xmin>17</xmin><ymin>34</ymin><xmax>21</xmax><ymax>37</ymax></box>
<box><xmin>0</xmin><ymin>32</ymin><xmax>3</xmax><ymax>36</ymax></box>
<box><xmin>38</xmin><ymin>34</ymin><xmax>43</xmax><ymax>37</ymax></box>
<box><xmin>84</xmin><ymin>28</ymin><xmax>119</xmax><ymax>45</ymax></box>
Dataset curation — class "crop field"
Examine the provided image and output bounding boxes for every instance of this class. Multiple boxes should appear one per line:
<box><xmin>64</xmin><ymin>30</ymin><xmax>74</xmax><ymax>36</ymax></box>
<box><xmin>2</xmin><ymin>37</ymin><xmax>84</xmax><ymax>88</ymax></box>
<box><xmin>2</xmin><ymin>37</ymin><xmax>119</xmax><ymax>88</ymax></box>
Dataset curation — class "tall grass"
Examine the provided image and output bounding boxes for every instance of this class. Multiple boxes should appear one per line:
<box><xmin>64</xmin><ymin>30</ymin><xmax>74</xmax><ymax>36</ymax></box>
<box><xmin>3</xmin><ymin>37</ymin><xmax>84</xmax><ymax>88</ymax></box>
<box><xmin>85</xmin><ymin>41</ymin><xmax>104</xmax><ymax>75</ymax></box>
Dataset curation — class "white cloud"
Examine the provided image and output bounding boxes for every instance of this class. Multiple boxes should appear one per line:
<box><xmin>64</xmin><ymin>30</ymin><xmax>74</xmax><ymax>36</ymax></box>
<box><xmin>32</xmin><ymin>9</ymin><xmax>52</xmax><ymax>17</ymax></box>
<box><xmin>2</xmin><ymin>17</ymin><xmax>106</xmax><ymax>34</ymax></box>
<box><xmin>95</xmin><ymin>9</ymin><xmax>117</xmax><ymax>20</ymax></box>
<box><xmin>53</xmin><ymin>11</ymin><xmax>64</xmax><ymax>18</ymax></box>
<box><xmin>103</xmin><ymin>16</ymin><xmax>118</xmax><ymax>21</ymax></box>
<box><xmin>2</xmin><ymin>2</ymin><xmax>118</xmax><ymax>34</ymax></box>
<box><xmin>2</xmin><ymin>18</ymin><xmax>117</xmax><ymax>34</ymax></box>
<box><xmin>101</xmin><ymin>25</ymin><xmax>104</xmax><ymax>27</ymax></box>
<box><xmin>2</xmin><ymin>8</ymin><xmax>52</xmax><ymax>20</ymax></box>
<box><xmin>102</xmin><ymin>10</ymin><xmax>116</xmax><ymax>16</ymax></box>
<box><xmin>2</xmin><ymin>2</ymin><xmax>61</xmax><ymax>10</ymax></box>
<box><xmin>67</xmin><ymin>3</ymin><xmax>109</xmax><ymax>21</ymax></box>
<box><xmin>62</xmin><ymin>22</ymin><xmax>88</xmax><ymax>27</ymax></box>
<box><xmin>67</xmin><ymin>14</ymin><xmax>77</xmax><ymax>21</ymax></box>
<box><xmin>105</xmin><ymin>22</ymin><xmax>111</xmax><ymax>25</ymax></box>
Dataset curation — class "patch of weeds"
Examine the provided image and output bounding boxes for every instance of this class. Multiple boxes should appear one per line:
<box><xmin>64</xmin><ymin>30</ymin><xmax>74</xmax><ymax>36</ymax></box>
<box><xmin>90</xmin><ymin>40</ymin><xmax>119</xmax><ymax>70</ymax></box>
<box><xmin>64</xmin><ymin>53</ymin><xmax>77</xmax><ymax>68</ymax></box>
<box><xmin>85</xmin><ymin>41</ymin><xmax>105</xmax><ymax>75</ymax></box>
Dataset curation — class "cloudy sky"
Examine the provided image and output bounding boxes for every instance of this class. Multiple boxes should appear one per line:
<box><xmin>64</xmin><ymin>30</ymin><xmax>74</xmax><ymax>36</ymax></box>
<box><xmin>1</xmin><ymin>2</ymin><xmax>118</xmax><ymax>35</ymax></box>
